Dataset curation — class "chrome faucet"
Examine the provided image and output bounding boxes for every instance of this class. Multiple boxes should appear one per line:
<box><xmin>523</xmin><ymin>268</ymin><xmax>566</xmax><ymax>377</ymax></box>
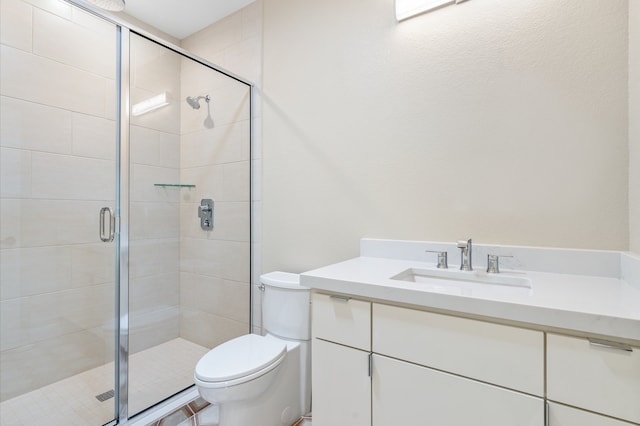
<box><xmin>457</xmin><ymin>238</ymin><xmax>473</xmax><ymax>271</ymax></box>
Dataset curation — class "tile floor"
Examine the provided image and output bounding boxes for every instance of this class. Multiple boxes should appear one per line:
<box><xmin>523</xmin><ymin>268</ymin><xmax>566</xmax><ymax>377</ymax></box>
<box><xmin>150</xmin><ymin>397</ymin><xmax>313</xmax><ymax>426</ymax></box>
<box><xmin>0</xmin><ymin>338</ymin><xmax>209</xmax><ymax>426</ymax></box>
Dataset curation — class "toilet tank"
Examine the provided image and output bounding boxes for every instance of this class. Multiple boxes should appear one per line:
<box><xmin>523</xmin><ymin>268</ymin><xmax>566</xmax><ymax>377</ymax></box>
<box><xmin>261</xmin><ymin>271</ymin><xmax>311</xmax><ymax>340</ymax></box>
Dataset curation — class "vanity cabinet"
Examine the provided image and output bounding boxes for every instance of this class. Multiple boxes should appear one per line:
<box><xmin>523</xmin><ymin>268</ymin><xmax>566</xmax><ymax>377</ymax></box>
<box><xmin>547</xmin><ymin>333</ymin><xmax>640</xmax><ymax>424</ymax></box>
<box><xmin>312</xmin><ymin>293</ymin><xmax>544</xmax><ymax>426</ymax></box>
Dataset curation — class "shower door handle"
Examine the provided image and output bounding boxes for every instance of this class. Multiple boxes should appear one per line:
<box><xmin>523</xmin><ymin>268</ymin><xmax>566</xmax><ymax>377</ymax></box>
<box><xmin>99</xmin><ymin>207</ymin><xmax>115</xmax><ymax>242</ymax></box>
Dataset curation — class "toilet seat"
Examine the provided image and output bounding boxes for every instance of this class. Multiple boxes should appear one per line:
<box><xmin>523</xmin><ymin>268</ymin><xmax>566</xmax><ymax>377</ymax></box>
<box><xmin>195</xmin><ymin>334</ymin><xmax>286</xmax><ymax>388</ymax></box>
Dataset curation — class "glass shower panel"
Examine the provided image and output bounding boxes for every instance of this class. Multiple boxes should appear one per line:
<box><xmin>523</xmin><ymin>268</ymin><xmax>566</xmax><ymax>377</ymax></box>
<box><xmin>0</xmin><ymin>2</ymin><xmax>118</xmax><ymax>425</ymax></box>
<box><xmin>128</xmin><ymin>33</ymin><xmax>251</xmax><ymax>416</ymax></box>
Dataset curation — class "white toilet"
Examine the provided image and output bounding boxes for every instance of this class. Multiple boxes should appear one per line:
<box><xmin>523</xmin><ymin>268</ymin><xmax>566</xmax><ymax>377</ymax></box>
<box><xmin>194</xmin><ymin>272</ymin><xmax>311</xmax><ymax>426</ymax></box>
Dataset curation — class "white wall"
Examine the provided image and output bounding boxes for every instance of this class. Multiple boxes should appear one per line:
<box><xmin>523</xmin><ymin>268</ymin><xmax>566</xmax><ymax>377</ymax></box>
<box><xmin>262</xmin><ymin>0</ymin><xmax>630</xmax><ymax>272</ymax></box>
<box><xmin>630</xmin><ymin>0</ymin><xmax>640</xmax><ymax>254</ymax></box>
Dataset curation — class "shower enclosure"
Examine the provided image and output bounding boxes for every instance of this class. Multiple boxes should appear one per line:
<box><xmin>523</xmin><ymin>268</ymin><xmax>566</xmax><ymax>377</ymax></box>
<box><xmin>0</xmin><ymin>1</ymin><xmax>252</xmax><ymax>424</ymax></box>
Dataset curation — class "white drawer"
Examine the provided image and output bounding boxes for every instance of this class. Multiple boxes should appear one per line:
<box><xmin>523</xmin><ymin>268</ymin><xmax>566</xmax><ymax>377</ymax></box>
<box><xmin>372</xmin><ymin>303</ymin><xmax>544</xmax><ymax>395</ymax></box>
<box><xmin>548</xmin><ymin>402</ymin><xmax>637</xmax><ymax>426</ymax></box>
<box><xmin>547</xmin><ymin>333</ymin><xmax>640</xmax><ymax>424</ymax></box>
<box><xmin>312</xmin><ymin>292</ymin><xmax>371</xmax><ymax>350</ymax></box>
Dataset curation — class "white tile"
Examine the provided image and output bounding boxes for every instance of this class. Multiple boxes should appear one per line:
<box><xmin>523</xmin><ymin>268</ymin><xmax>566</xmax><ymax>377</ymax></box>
<box><xmin>222</xmin><ymin>161</ymin><xmax>250</xmax><ymax>201</ymax></box>
<box><xmin>241</xmin><ymin>0</ymin><xmax>263</xmax><ymax>41</ymax></box>
<box><xmin>0</xmin><ymin>147</ymin><xmax>31</xmax><ymax>198</ymax></box>
<box><xmin>130</xmin><ymin>201</ymin><xmax>180</xmax><ymax>240</ymax></box>
<box><xmin>70</xmin><ymin>243</ymin><xmax>116</xmax><ymax>287</ymax></box>
<box><xmin>0</xmin><ymin>246</ymin><xmax>72</xmax><ymax>297</ymax></box>
<box><xmin>180</xmin><ymin>237</ymin><xmax>224</xmax><ymax>277</ymax></box>
<box><xmin>129</xmin><ymin>238</ymin><xmax>179</xmax><ymax>279</ymax></box>
<box><xmin>213</xmin><ymin>201</ymin><xmax>250</xmax><ymax>242</ymax></box>
<box><xmin>33</xmin><ymin>7</ymin><xmax>116</xmax><ymax>79</ymax></box>
<box><xmin>180</xmin><ymin>272</ymin><xmax>249</xmax><ymax>323</ymax></box>
<box><xmin>0</xmin><ymin>198</ymin><xmax>21</xmax><ymax>249</ymax></box>
<box><xmin>131</xmin><ymin>164</ymin><xmax>180</xmax><ymax>203</ymax></box>
<box><xmin>0</xmin><ymin>45</ymin><xmax>110</xmax><ymax>117</ymax></box>
<box><xmin>22</xmin><ymin>0</ymin><xmax>71</xmax><ymax>19</ymax></box>
<box><xmin>71</xmin><ymin>113</ymin><xmax>116</xmax><ymax>160</ymax></box>
<box><xmin>0</xmin><ymin>299</ymin><xmax>30</xmax><ymax>351</ymax></box>
<box><xmin>222</xmin><ymin>241</ymin><xmax>250</xmax><ymax>282</ymax></box>
<box><xmin>224</xmin><ymin>36</ymin><xmax>261</xmax><ymax>84</ymax></box>
<box><xmin>251</xmin><ymin>158</ymin><xmax>262</xmax><ymax>200</ymax></box>
<box><xmin>31</xmin><ymin>152</ymin><xmax>115</xmax><ymax>200</ymax></box>
<box><xmin>129</xmin><ymin>272</ymin><xmax>180</xmax><ymax>313</ymax></box>
<box><xmin>180</xmin><ymin>164</ymin><xmax>223</xmax><ymax>203</ymax></box>
<box><xmin>1</xmin><ymin>96</ymin><xmax>73</xmax><ymax>154</ymax></box>
<box><xmin>0</xmin><ymin>0</ymin><xmax>33</xmax><ymax>52</ymax></box>
<box><xmin>9</xmin><ymin>200</ymin><xmax>108</xmax><ymax>248</ymax></box>
<box><xmin>130</xmin><ymin>124</ymin><xmax>161</xmax><ymax>166</ymax></box>
<box><xmin>158</xmin><ymin>131</ymin><xmax>180</xmax><ymax>168</ymax></box>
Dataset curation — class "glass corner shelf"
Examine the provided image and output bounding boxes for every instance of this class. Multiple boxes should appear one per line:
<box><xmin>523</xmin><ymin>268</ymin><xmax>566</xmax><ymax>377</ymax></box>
<box><xmin>153</xmin><ymin>184</ymin><xmax>196</xmax><ymax>188</ymax></box>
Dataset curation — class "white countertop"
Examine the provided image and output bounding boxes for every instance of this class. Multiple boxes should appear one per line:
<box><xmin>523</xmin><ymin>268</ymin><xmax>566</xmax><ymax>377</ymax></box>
<box><xmin>301</xmin><ymin>255</ymin><xmax>640</xmax><ymax>344</ymax></box>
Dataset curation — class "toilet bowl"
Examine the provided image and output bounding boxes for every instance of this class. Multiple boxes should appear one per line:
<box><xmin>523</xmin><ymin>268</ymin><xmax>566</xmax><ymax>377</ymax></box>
<box><xmin>194</xmin><ymin>272</ymin><xmax>311</xmax><ymax>426</ymax></box>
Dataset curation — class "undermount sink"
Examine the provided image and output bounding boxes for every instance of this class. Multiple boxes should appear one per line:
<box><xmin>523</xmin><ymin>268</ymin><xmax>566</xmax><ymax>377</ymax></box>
<box><xmin>390</xmin><ymin>267</ymin><xmax>532</xmax><ymax>289</ymax></box>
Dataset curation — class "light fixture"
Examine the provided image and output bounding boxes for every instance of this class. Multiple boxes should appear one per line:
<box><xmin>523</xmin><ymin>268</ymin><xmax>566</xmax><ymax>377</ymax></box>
<box><xmin>395</xmin><ymin>0</ymin><xmax>470</xmax><ymax>21</ymax></box>
<box><xmin>84</xmin><ymin>0</ymin><xmax>125</xmax><ymax>12</ymax></box>
<box><xmin>131</xmin><ymin>92</ymin><xmax>170</xmax><ymax>117</ymax></box>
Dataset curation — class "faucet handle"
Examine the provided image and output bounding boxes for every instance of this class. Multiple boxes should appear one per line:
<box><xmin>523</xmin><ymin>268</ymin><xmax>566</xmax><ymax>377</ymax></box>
<box><xmin>457</xmin><ymin>238</ymin><xmax>471</xmax><ymax>249</ymax></box>
<box><xmin>486</xmin><ymin>254</ymin><xmax>513</xmax><ymax>274</ymax></box>
<box><xmin>425</xmin><ymin>250</ymin><xmax>448</xmax><ymax>269</ymax></box>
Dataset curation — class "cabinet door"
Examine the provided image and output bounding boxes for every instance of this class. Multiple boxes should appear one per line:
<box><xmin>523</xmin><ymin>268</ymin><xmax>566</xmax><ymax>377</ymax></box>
<box><xmin>547</xmin><ymin>334</ymin><xmax>640</xmax><ymax>424</ymax></box>
<box><xmin>548</xmin><ymin>402</ymin><xmax>636</xmax><ymax>426</ymax></box>
<box><xmin>372</xmin><ymin>354</ymin><xmax>544</xmax><ymax>426</ymax></box>
<box><xmin>312</xmin><ymin>338</ymin><xmax>371</xmax><ymax>426</ymax></box>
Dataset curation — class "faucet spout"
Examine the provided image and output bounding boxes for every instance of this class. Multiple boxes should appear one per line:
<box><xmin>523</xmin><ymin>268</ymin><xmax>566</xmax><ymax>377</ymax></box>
<box><xmin>457</xmin><ymin>238</ymin><xmax>473</xmax><ymax>271</ymax></box>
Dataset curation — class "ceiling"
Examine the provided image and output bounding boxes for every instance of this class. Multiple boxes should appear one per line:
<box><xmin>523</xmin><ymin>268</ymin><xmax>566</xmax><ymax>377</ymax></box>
<box><xmin>121</xmin><ymin>0</ymin><xmax>255</xmax><ymax>40</ymax></box>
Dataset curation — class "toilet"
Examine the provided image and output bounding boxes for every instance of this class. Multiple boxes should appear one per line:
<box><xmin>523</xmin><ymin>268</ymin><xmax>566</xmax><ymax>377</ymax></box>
<box><xmin>194</xmin><ymin>272</ymin><xmax>311</xmax><ymax>426</ymax></box>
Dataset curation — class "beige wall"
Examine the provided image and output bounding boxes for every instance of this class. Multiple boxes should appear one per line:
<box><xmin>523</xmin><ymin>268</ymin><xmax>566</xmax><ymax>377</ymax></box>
<box><xmin>630</xmin><ymin>0</ymin><xmax>640</xmax><ymax>254</ymax></box>
<box><xmin>262</xmin><ymin>0</ymin><xmax>630</xmax><ymax>272</ymax></box>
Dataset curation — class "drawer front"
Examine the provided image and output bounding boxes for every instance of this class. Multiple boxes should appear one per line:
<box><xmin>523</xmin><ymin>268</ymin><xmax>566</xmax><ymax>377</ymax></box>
<box><xmin>373</xmin><ymin>303</ymin><xmax>544</xmax><ymax>395</ymax></box>
<box><xmin>373</xmin><ymin>354</ymin><xmax>544</xmax><ymax>426</ymax></box>
<box><xmin>548</xmin><ymin>402</ymin><xmax>637</xmax><ymax>426</ymax></box>
<box><xmin>312</xmin><ymin>292</ymin><xmax>371</xmax><ymax>350</ymax></box>
<box><xmin>547</xmin><ymin>333</ymin><xmax>640</xmax><ymax>424</ymax></box>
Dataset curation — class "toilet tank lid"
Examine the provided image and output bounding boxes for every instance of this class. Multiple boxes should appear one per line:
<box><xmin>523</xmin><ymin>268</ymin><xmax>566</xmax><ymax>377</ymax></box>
<box><xmin>260</xmin><ymin>271</ymin><xmax>309</xmax><ymax>290</ymax></box>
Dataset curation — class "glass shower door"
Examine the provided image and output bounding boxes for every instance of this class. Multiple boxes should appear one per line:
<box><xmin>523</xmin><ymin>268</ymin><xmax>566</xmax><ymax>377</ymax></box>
<box><xmin>127</xmin><ymin>32</ymin><xmax>251</xmax><ymax>416</ymax></box>
<box><xmin>0</xmin><ymin>2</ymin><xmax>119</xmax><ymax>425</ymax></box>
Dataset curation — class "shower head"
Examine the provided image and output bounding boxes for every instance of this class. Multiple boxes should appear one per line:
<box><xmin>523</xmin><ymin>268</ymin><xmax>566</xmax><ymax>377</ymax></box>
<box><xmin>186</xmin><ymin>95</ymin><xmax>210</xmax><ymax>110</ymax></box>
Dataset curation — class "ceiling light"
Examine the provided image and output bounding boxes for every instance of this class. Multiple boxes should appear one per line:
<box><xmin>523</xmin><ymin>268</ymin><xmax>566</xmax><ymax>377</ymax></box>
<box><xmin>395</xmin><ymin>0</ymin><xmax>470</xmax><ymax>21</ymax></box>
<box><xmin>84</xmin><ymin>0</ymin><xmax>125</xmax><ymax>12</ymax></box>
<box><xmin>131</xmin><ymin>92</ymin><xmax>170</xmax><ymax>117</ymax></box>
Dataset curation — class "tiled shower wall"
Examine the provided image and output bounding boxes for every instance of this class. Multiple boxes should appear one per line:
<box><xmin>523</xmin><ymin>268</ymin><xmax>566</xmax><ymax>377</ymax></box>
<box><xmin>178</xmin><ymin>50</ymin><xmax>252</xmax><ymax>349</ymax></box>
<box><xmin>128</xmin><ymin>34</ymin><xmax>182</xmax><ymax>354</ymax></box>
<box><xmin>0</xmin><ymin>0</ymin><xmax>118</xmax><ymax>400</ymax></box>
<box><xmin>181</xmin><ymin>0</ymin><xmax>263</xmax><ymax>336</ymax></box>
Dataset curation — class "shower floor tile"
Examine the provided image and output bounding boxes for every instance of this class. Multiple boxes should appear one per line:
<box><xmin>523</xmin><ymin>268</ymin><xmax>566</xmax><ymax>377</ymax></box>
<box><xmin>0</xmin><ymin>338</ymin><xmax>209</xmax><ymax>426</ymax></box>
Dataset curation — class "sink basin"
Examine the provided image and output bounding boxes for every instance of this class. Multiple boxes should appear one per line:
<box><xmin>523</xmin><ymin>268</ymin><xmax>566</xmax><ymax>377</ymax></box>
<box><xmin>390</xmin><ymin>267</ymin><xmax>532</xmax><ymax>289</ymax></box>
